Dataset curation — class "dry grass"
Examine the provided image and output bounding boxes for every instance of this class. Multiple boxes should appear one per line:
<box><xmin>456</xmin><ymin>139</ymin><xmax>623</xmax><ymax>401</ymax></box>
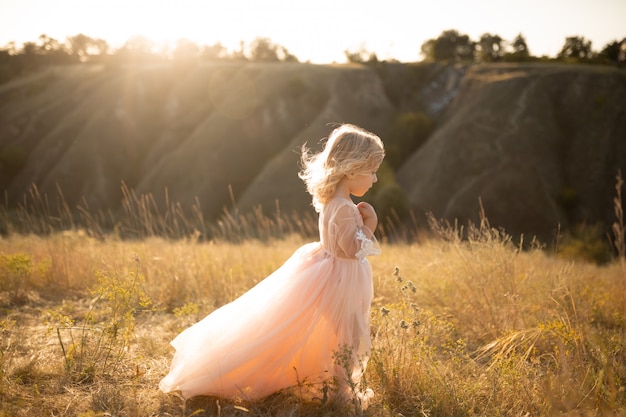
<box><xmin>0</xmin><ymin>216</ymin><xmax>624</xmax><ymax>417</ymax></box>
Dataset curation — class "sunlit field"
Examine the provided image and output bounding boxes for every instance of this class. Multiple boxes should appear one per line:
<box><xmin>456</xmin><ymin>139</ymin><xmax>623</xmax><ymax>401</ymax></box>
<box><xmin>1</xmin><ymin>207</ymin><xmax>625</xmax><ymax>416</ymax></box>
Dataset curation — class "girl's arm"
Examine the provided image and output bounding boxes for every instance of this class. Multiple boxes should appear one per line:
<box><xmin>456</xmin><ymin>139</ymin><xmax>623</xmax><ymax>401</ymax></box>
<box><xmin>332</xmin><ymin>203</ymin><xmax>380</xmax><ymax>261</ymax></box>
<box><xmin>356</xmin><ymin>201</ymin><xmax>378</xmax><ymax>236</ymax></box>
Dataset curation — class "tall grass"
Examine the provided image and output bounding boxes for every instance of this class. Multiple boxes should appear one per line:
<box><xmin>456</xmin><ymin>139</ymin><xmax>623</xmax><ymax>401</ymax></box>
<box><xmin>0</xmin><ymin>180</ymin><xmax>624</xmax><ymax>416</ymax></box>
<box><xmin>369</xmin><ymin>218</ymin><xmax>625</xmax><ymax>416</ymax></box>
<box><xmin>1</xmin><ymin>183</ymin><xmax>319</xmax><ymax>241</ymax></box>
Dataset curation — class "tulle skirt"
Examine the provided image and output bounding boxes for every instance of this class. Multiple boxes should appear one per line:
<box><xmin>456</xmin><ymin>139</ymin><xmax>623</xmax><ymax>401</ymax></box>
<box><xmin>159</xmin><ymin>242</ymin><xmax>374</xmax><ymax>401</ymax></box>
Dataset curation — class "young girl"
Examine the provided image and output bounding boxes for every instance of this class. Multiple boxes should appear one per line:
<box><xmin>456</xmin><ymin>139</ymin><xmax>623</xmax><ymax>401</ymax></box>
<box><xmin>159</xmin><ymin>123</ymin><xmax>385</xmax><ymax>406</ymax></box>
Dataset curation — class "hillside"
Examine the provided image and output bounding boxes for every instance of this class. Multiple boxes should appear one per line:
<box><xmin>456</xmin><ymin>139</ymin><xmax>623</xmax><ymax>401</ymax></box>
<box><xmin>398</xmin><ymin>63</ymin><xmax>626</xmax><ymax>241</ymax></box>
<box><xmin>1</xmin><ymin>61</ymin><xmax>625</xmax><ymax>241</ymax></box>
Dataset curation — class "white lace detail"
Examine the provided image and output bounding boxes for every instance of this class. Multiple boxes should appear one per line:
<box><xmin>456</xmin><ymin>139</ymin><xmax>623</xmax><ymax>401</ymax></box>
<box><xmin>355</xmin><ymin>228</ymin><xmax>381</xmax><ymax>263</ymax></box>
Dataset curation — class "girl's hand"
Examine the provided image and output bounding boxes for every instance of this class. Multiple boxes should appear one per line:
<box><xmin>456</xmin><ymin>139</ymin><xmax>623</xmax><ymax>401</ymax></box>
<box><xmin>357</xmin><ymin>201</ymin><xmax>378</xmax><ymax>233</ymax></box>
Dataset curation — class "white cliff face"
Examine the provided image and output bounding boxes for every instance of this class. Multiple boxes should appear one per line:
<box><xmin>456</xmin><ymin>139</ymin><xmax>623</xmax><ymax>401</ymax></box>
<box><xmin>416</xmin><ymin>64</ymin><xmax>468</xmax><ymax>119</ymax></box>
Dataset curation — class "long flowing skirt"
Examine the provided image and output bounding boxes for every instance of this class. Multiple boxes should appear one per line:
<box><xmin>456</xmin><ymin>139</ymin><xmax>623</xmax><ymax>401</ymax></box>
<box><xmin>159</xmin><ymin>242</ymin><xmax>374</xmax><ymax>401</ymax></box>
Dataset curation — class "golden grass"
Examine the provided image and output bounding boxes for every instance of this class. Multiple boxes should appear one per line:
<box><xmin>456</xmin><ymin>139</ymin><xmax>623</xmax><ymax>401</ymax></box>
<box><xmin>0</xmin><ymin>221</ymin><xmax>625</xmax><ymax>416</ymax></box>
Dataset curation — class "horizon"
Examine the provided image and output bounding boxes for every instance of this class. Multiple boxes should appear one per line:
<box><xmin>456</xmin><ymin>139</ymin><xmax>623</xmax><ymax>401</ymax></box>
<box><xmin>1</xmin><ymin>0</ymin><xmax>625</xmax><ymax>63</ymax></box>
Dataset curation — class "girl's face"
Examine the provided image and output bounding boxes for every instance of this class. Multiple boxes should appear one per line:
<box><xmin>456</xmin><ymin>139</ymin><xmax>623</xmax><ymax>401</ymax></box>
<box><xmin>347</xmin><ymin>166</ymin><xmax>379</xmax><ymax>197</ymax></box>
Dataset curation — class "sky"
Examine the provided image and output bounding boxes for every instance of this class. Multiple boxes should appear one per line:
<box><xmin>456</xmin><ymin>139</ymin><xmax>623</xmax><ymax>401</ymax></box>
<box><xmin>0</xmin><ymin>0</ymin><xmax>624</xmax><ymax>63</ymax></box>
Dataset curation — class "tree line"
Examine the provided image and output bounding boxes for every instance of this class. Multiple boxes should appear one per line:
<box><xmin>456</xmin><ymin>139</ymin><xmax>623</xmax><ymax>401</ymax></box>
<box><xmin>348</xmin><ymin>30</ymin><xmax>626</xmax><ymax>65</ymax></box>
<box><xmin>1</xmin><ymin>29</ymin><xmax>624</xmax><ymax>84</ymax></box>
<box><xmin>0</xmin><ymin>35</ymin><xmax>299</xmax><ymax>84</ymax></box>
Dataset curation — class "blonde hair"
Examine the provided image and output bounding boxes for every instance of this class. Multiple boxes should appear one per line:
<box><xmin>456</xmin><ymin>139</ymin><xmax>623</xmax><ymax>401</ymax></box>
<box><xmin>299</xmin><ymin>124</ymin><xmax>385</xmax><ymax>212</ymax></box>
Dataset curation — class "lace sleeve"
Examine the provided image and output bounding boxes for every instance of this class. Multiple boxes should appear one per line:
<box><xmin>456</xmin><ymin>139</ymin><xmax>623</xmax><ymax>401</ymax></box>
<box><xmin>354</xmin><ymin>228</ymin><xmax>381</xmax><ymax>263</ymax></box>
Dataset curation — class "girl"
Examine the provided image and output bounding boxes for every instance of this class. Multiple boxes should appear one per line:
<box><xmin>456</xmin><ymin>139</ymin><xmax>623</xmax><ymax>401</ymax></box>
<box><xmin>159</xmin><ymin>123</ymin><xmax>384</xmax><ymax>406</ymax></box>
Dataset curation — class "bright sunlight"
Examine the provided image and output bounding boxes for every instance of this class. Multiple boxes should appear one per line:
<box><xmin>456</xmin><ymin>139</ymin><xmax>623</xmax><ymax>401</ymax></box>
<box><xmin>2</xmin><ymin>0</ymin><xmax>626</xmax><ymax>63</ymax></box>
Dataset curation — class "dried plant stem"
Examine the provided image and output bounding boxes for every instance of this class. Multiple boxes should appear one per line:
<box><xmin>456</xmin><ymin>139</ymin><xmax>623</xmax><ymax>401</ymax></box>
<box><xmin>611</xmin><ymin>170</ymin><xmax>625</xmax><ymax>260</ymax></box>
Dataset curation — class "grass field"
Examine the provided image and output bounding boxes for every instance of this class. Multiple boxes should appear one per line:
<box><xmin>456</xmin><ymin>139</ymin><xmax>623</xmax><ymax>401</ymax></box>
<box><xmin>1</xmin><ymin>212</ymin><xmax>624</xmax><ymax>417</ymax></box>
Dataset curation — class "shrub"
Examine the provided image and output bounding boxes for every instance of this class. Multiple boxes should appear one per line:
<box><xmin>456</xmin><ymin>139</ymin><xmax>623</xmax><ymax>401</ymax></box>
<box><xmin>557</xmin><ymin>223</ymin><xmax>613</xmax><ymax>264</ymax></box>
<box><xmin>0</xmin><ymin>253</ymin><xmax>32</xmax><ymax>305</ymax></box>
<box><xmin>385</xmin><ymin>112</ymin><xmax>432</xmax><ymax>169</ymax></box>
<box><xmin>50</xmin><ymin>262</ymin><xmax>153</xmax><ymax>383</ymax></box>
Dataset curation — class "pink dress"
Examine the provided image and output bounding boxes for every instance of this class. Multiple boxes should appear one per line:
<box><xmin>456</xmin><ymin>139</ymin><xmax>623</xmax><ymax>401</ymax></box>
<box><xmin>159</xmin><ymin>197</ymin><xmax>380</xmax><ymax>401</ymax></box>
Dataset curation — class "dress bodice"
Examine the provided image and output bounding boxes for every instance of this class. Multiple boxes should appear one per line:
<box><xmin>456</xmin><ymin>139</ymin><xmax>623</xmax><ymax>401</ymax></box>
<box><xmin>318</xmin><ymin>198</ymin><xmax>381</xmax><ymax>262</ymax></box>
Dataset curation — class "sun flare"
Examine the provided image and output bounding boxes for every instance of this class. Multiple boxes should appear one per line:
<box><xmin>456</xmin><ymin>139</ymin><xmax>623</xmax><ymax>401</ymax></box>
<box><xmin>84</xmin><ymin>1</ymin><xmax>256</xmax><ymax>51</ymax></box>
<box><xmin>4</xmin><ymin>0</ymin><xmax>268</xmax><ymax>55</ymax></box>
<box><xmin>1</xmin><ymin>0</ymin><xmax>625</xmax><ymax>64</ymax></box>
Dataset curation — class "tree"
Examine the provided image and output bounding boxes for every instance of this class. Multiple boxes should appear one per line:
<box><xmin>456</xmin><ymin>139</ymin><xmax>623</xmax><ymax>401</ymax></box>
<box><xmin>37</xmin><ymin>34</ymin><xmax>74</xmax><ymax>64</ymax></box>
<box><xmin>92</xmin><ymin>38</ymin><xmax>109</xmax><ymax>57</ymax></box>
<box><xmin>201</xmin><ymin>42</ymin><xmax>227</xmax><ymax>60</ymax></box>
<box><xmin>344</xmin><ymin>45</ymin><xmax>378</xmax><ymax>63</ymax></box>
<box><xmin>599</xmin><ymin>38</ymin><xmax>626</xmax><ymax>64</ymax></box>
<box><xmin>247</xmin><ymin>37</ymin><xmax>298</xmax><ymax>62</ymax></box>
<box><xmin>422</xmin><ymin>30</ymin><xmax>475</xmax><ymax>62</ymax></box>
<box><xmin>1</xmin><ymin>41</ymin><xmax>19</xmax><ymax>55</ymax></box>
<box><xmin>248</xmin><ymin>37</ymin><xmax>279</xmax><ymax>61</ymax></box>
<box><xmin>502</xmin><ymin>33</ymin><xmax>531</xmax><ymax>62</ymax></box>
<box><xmin>67</xmin><ymin>33</ymin><xmax>93</xmax><ymax>61</ymax></box>
<box><xmin>38</xmin><ymin>34</ymin><xmax>62</xmax><ymax>53</ymax></box>
<box><xmin>420</xmin><ymin>39</ymin><xmax>435</xmax><ymax>60</ymax></box>
<box><xmin>511</xmin><ymin>34</ymin><xmax>530</xmax><ymax>56</ymax></box>
<box><xmin>66</xmin><ymin>33</ymin><xmax>108</xmax><ymax>62</ymax></box>
<box><xmin>477</xmin><ymin>33</ymin><xmax>503</xmax><ymax>62</ymax></box>
<box><xmin>22</xmin><ymin>41</ymin><xmax>38</xmax><ymax>56</ymax></box>
<box><xmin>600</xmin><ymin>41</ymin><xmax>621</xmax><ymax>62</ymax></box>
<box><xmin>558</xmin><ymin>36</ymin><xmax>593</xmax><ymax>60</ymax></box>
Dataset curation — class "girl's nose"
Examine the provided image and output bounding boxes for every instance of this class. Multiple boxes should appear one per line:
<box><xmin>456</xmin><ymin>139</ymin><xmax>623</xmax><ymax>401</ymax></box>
<box><xmin>373</xmin><ymin>174</ymin><xmax>378</xmax><ymax>183</ymax></box>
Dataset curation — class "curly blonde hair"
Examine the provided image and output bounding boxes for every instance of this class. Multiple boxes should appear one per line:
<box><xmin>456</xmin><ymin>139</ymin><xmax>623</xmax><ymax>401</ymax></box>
<box><xmin>299</xmin><ymin>124</ymin><xmax>385</xmax><ymax>212</ymax></box>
